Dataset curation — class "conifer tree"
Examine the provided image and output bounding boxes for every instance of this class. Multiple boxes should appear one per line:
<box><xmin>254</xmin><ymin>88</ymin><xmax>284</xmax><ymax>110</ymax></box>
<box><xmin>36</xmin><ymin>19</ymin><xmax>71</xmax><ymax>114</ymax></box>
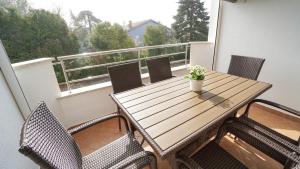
<box><xmin>172</xmin><ymin>0</ymin><xmax>209</xmax><ymax>42</ymax></box>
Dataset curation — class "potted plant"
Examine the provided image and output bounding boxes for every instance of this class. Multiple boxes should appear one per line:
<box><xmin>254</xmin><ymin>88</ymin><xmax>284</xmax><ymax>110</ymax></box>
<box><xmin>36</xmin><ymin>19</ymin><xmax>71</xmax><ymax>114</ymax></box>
<box><xmin>185</xmin><ymin>65</ymin><xmax>206</xmax><ymax>91</ymax></box>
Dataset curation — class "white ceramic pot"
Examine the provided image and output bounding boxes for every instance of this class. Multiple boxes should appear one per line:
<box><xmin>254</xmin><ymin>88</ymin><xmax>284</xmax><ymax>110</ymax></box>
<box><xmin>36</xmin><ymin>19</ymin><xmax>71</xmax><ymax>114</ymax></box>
<box><xmin>190</xmin><ymin>79</ymin><xmax>204</xmax><ymax>91</ymax></box>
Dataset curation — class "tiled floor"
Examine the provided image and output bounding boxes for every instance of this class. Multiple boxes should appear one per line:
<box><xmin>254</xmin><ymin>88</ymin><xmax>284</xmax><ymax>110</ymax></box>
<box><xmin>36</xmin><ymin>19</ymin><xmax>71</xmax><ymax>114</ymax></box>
<box><xmin>72</xmin><ymin>104</ymin><xmax>300</xmax><ymax>169</ymax></box>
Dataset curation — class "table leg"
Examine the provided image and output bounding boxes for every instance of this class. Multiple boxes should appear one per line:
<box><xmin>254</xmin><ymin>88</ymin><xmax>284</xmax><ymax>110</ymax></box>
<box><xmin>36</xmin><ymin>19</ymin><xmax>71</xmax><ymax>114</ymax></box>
<box><xmin>168</xmin><ymin>153</ymin><xmax>178</xmax><ymax>169</ymax></box>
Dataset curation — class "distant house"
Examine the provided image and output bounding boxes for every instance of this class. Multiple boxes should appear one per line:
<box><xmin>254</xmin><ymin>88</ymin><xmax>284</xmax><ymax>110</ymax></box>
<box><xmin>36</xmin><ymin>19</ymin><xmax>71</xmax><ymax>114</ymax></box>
<box><xmin>127</xmin><ymin>19</ymin><xmax>171</xmax><ymax>46</ymax></box>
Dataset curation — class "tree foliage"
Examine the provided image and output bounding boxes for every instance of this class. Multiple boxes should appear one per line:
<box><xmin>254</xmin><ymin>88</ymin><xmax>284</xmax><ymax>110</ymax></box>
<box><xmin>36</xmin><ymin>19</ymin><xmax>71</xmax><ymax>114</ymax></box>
<box><xmin>70</xmin><ymin>10</ymin><xmax>101</xmax><ymax>52</ymax></box>
<box><xmin>143</xmin><ymin>25</ymin><xmax>174</xmax><ymax>46</ymax></box>
<box><xmin>90</xmin><ymin>22</ymin><xmax>135</xmax><ymax>51</ymax></box>
<box><xmin>172</xmin><ymin>0</ymin><xmax>209</xmax><ymax>42</ymax></box>
<box><xmin>0</xmin><ymin>8</ymin><xmax>79</xmax><ymax>63</ymax></box>
<box><xmin>0</xmin><ymin>0</ymin><xmax>30</xmax><ymax>15</ymax></box>
<box><xmin>143</xmin><ymin>25</ymin><xmax>178</xmax><ymax>57</ymax></box>
<box><xmin>25</xmin><ymin>10</ymin><xmax>79</xmax><ymax>58</ymax></box>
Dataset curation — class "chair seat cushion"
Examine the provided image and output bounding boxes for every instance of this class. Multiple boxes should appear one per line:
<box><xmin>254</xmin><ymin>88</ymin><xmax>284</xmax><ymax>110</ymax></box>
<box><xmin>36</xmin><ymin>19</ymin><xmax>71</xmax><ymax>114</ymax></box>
<box><xmin>191</xmin><ymin>142</ymin><xmax>247</xmax><ymax>169</ymax></box>
<box><xmin>82</xmin><ymin>133</ymin><xmax>149</xmax><ymax>169</ymax></box>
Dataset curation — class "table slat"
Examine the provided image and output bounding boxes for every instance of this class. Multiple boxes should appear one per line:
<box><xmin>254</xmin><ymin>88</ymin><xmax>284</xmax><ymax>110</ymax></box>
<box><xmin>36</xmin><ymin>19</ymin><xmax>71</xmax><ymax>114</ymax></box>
<box><xmin>154</xmin><ymin>82</ymin><xmax>269</xmax><ymax>150</ymax></box>
<box><xmin>126</xmin><ymin>73</ymin><xmax>231</xmax><ymax>113</ymax></box>
<box><xmin>133</xmin><ymin>76</ymin><xmax>242</xmax><ymax>121</ymax></box>
<box><xmin>138</xmin><ymin>77</ymin><xmax>248</xmax><ymax>128</ymax></box>
<box><xmin>146</xmin><ymin>79</ymin><xmax>257</xmax><ymax>138</ymax></box>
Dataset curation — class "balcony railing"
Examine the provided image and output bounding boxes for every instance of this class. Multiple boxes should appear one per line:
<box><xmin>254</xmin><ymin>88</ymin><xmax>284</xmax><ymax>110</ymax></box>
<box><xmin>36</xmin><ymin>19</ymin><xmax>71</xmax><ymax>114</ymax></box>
<box><xmin>53</xmin><ymin>43</ymin><xmax>190</xmax><ymax>92</ymax></box>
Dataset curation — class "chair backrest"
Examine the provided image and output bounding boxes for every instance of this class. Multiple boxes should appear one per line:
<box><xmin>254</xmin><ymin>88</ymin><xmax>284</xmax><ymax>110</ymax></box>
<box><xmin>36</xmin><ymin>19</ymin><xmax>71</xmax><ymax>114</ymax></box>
<box><xmin>19</xmin><ymin>102</ymin><xmax>82</xmax><ymax>169</ymax></box>
<box><xmin>146</xmin><ymin>57</ymin><xmax>173</xmax><ymax>83</ymax></box>
<box><xmin>228</xmin><ymin>55</ymin><xmax>265</xmax><ymax>80</ymax></box>
<box><xmin>108</xmin><ymin>62</ymin><xmax>143</xmax><ymax>93</ymax></box>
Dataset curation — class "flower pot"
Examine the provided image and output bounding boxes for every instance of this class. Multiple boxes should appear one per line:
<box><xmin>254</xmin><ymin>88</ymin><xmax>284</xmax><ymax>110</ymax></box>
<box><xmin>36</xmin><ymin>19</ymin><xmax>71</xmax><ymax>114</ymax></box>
<box><xmin>190</xmin><ymin>79</ymin><xmax>204</xmax><ymax>91</ymax></box>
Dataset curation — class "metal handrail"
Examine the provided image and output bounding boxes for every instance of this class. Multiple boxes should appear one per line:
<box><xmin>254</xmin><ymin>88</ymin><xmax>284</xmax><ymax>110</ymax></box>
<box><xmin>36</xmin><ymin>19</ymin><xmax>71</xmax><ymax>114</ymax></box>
<box><xmin>56</xmin><ymin>43</ymin><xmax>189</xmax><ymax>61</ymax></box>
<box><xmin>53</xmin><ymin>43</ymin><xmax>190</xmax><ymax>92</ymax></box>
<box><xmin>64</xmin><ymin>52</ymin><xmax>185</xmax><ymax>73</ymax></box>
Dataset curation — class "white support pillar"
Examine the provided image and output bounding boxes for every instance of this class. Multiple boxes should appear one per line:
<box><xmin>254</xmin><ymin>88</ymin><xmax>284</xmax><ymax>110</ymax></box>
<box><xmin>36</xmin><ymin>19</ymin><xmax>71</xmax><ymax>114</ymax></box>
<box><xmin>189</xmin><ymin>42</ymin><xmax>214</xmax><ymax>70</ymax></box>
<box><xmin>12</xmin><ymin>58</ymin><xmax>65</xmax><ymax>126</ymax></box>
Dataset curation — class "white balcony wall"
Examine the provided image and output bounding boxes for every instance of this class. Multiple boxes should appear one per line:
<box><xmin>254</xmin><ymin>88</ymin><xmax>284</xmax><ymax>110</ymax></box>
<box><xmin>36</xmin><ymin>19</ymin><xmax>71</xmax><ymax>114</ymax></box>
<box><xmin>0</xmin><ymin>71</ymin><xmax>38</xmax><ymax>169</ymax></box>
<box><xmin>12</xmin><ymin>58</ymin><xmax>66</xmax><ymax>125</ymax></box>
<box><xmin>190</xmin><ymin>42</ymin><xmax>214</xmax><ymax>70</ymax></box>
<box><xmin>12</xmin><ymin>57</ymin><xmax>187</xmax><ymax>128</ymax></box>
<box><xmin>58</xmin><ymin>66</ymin><xmax>187</xmax><ymax>128</ymax></box>
<box><xmin>214</xmin><ymin>0</ymin><xmax>300</xmax><ymax>110</ymax></box>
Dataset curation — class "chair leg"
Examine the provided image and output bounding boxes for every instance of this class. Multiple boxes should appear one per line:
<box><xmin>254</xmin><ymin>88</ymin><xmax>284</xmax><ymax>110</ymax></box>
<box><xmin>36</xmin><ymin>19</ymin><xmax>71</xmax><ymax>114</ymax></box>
<box><xmin>149</xmin><ymin>153</ymin><xmax>158</xmax><ymax>169</ymax></box>
<box><xmin>117</xmin><ymin>107</ymin><xmax>122</xmax><ymax>131</ymax></box>
<box><xmin>140</xmin><ymin>137</ymin><xmax>145</xmax><ymax>145</ymax></box>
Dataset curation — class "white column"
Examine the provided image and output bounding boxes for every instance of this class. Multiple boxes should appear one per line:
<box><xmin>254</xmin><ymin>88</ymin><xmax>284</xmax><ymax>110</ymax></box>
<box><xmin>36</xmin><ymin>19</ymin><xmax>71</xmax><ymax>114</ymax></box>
<box><xmin>189</xmin><ymin>42</ymin><xmax>214</xmax><ymax>70</ymax></box>
<box><xmin>12</xmin><ymin>58</ymin><xmax>65</xmax><ymax>126</ymax></box>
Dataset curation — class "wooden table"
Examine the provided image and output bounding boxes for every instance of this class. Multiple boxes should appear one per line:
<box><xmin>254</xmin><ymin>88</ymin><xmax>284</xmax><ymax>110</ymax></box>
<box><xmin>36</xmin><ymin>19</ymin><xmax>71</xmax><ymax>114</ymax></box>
<box><xmin>111</xmin><ymin>71</ymin><xmax>272</xmax><ymax>168</ymax></box>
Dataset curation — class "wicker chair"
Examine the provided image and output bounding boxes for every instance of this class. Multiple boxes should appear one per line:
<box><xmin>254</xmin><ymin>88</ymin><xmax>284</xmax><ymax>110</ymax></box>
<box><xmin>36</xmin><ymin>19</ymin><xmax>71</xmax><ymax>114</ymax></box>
<box><xmin>176</xmin><ymin>121</ymin><xmax>249</xmax><ymax>169</ymax></box>
<box><xmin>239</xmin><ymin>99</ymin><xmax>300</xmax><ymax>166</ymax></box>
<box><xmin>108</xmin><ymin>62</ymin><xmax>143</xmax><ymax>94</ymax></box>
<box><xmin>228</xmin><ymin>55</ymin><xmax>265</xmax><ymax>117</ymax></box>
<box><xmin>108</xmin><ymin>62</ymin><xmax>143</xmax><ymax>131</ymax></box>
<box><xmin>177</xmin><ymin>117</ymin><xmax>300</xmax><ymax>169</ymax></box>
<box><xmin>228</xmin><ymin>55</ymin><xmax>265</xmax><ymax>80</ymax></box>
<box><xmin>217</xmin><ymin>117</ymin><xmax>300</xmax><ymax>169</ymax></box>
<box><xmin>146</xmin><ymin>57</ymin><xmax>173</xmax><ymax>83</ymax></box>
<box><xmin>19</xmin><ymin>102</ymin><xmax>157</xmax><ymax>169</ymax></box>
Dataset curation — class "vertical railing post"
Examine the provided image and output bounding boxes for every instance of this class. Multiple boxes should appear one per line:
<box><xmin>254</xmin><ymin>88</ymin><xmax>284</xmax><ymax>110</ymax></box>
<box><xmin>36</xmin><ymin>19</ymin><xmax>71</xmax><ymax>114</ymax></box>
<box><xmin>185</xmin><ymin>44</ymin><xmax>189</xmax><ymax>69</ymax></box>
<box><xmin>138</xmin><ymin>50</ymin><xmax>141</xmax><ymax>73</ymax></box>
<box><xmin>60</xmin><ymin>60</ymin><xmax>71</xmax><ymax>93</ymax></box>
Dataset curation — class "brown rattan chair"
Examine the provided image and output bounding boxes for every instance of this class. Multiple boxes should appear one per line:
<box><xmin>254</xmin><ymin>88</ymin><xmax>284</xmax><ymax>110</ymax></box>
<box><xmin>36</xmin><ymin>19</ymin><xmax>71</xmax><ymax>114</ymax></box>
<box><xmin>19</xmin><ymin>102</ymin><xmax>157</xmax><ymax>169</ymax></box>
<box><xmin>108</xmin><ymin>62</ymin><xmax>143</xmax><ymax>131</ymax></box>
<box><xmin>217</xmin><ymin>117</ymin><xmax>300</xmax><ymax>169</ymax></box>
<box><xmin>108</xmin><ymin>62</ymin><xmax>143</xmax><ymax>94</ymax></box>
<box><xmin>228</xmin><ymin>55</ymin><xmax>265</xmax><ymax>80</ymax></box>
<box><xmin>176</xmin><ymin>123</ymin><xmax>248</xmax><ymax>169</ymax></box>
<box><xmin>177</xmin><ymin>117</ymin><xmax>300</xmax><ymax>169</ymax></box>
<box><xmin>238</xmin><ymin>99</ymin><xmax>300</xmax><ymax>167</ymax></box>
<box><xmin>228</xmin><ymin>55</ymin><xmax>265</xmax><ymax>117</ymax></box>
<box><xmin>146</xmin><ymin>57</ymin><xmax>173</xmax><ymax>83</ymax></box>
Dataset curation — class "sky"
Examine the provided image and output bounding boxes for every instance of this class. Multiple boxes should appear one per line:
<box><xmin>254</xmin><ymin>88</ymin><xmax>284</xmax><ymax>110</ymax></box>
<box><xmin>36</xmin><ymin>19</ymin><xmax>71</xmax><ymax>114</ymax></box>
<box><xmin>27</xmin><ymin>0</ymin><xmax>211</xmax><ymax>28</ymax></box>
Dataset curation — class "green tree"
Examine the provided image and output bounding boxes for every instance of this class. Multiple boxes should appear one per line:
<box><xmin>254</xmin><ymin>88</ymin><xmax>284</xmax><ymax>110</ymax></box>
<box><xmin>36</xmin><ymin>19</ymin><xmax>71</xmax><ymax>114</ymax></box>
<box><xmin>90</xmin><ymin>22</ymin><xmax>135</xmax><ymax>51</ymax></box>
<box><xmin>0</xmin><ymin>8</ymin><xmax>30</xmax><ymax>62</ymax></box>
<box><xmin>0</xmin><ymin>9</ymin><xmax>79</xmax><ymax>63</ymax></box>
<box><xmin>25</xmin><ymin>9</ymin><xmax>79</xmax><ymax>59</ymax></box>
<box><xmin>143</xmin><ymin>25</ymin><xmax>176</xmax><ymax>57</ymax></box>
<box><xmin>0</xmin><ymin>0</ymin><xmax>30</xmax><ymax>15</ymax></box>
<box><xmin>172</xmin><ymin>0</ymin><xmax>209</xmax><ymax>42</ymax></box>
<box><xmin>70</xmin><ymin>10</ymin><xmax>101</xmax><ymax>52</ymax></box>
<box><xmin>143</xmin><ymin>25</ymin><xmax>171</xmax><ymax>46</ymax></box>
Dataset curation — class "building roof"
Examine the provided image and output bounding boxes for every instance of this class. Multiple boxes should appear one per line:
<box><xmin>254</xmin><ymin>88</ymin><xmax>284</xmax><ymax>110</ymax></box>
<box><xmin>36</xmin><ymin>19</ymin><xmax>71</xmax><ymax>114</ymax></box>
<box><xmin>127</xmin><ymin>19</ymin><xmax>171</xmax><ymax>32</ymax></box>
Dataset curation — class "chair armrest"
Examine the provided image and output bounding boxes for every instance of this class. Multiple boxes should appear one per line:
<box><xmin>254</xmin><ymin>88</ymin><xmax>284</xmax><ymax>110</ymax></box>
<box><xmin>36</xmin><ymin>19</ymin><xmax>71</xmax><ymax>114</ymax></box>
<box><xmin>110</xmin><ymin>151</ymin><xmax>157</xmax><ymax>169</ymax></box>
<box><xmin>222</xmin><ymin>118</ymin><xmax>300</xmax><ymax>164</ymax></box>
<box><xmin>68</xmin><ymin>113</ymin><xmax>129</xmax><ymax>135</ymax></box>
<box><xmin>236</xmin><ymin>117</ymin><xmax>300</xmax><ymax>154</ymax></box>
<box><xmin>244</xmin><ymin>99</ymin><xmax>300</xmax><ymax>117</ymax></box>
<box><xmin>176</xmin><ymin>155</ymin><xmax>203</xmax><ymax>169</ymax></box>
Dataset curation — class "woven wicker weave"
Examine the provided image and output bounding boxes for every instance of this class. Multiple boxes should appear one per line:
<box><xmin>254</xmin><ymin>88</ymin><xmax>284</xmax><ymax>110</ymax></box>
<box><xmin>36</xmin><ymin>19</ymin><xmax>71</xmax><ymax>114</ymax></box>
<box><xmin>218</xmin><ymin>118</ymin><xmax>300</xmax><ymax>168</ymax></box>
<box><xmin>108</xmin><ymin>62</ymin><xmax>144</xmax><ymax>131</ymax></box>
<box><xmin>228</xmin><ymin>55</ymin><xmax>265</xmax><ymax>80</ymax></box>
<box><xmin>19</xmin><ymin>102</ymin><xmax>157</xmax><ymax>169</ymax></box>
<box><xmin>177</xmin><ymin>116</ymin><xmax>300</xmax><ymax>169</ymax></box>
<box><xmin>146</xmin><ymin>57</ymin><xmax>173</xmax><ymax>83</ymax></box>
<box><xmin>238</xmin><ymin>99</ymin><xmax>300</xmax><ymax>168</ymax></box>
<box><xmin>19</xmin><ymin>102</ymin><xmax>82</xmax><ymax>169</ymax></box>
<box><xmin>108</xmin><ymin>62</ymin><xmax>143</xmax><ymax>94</ymax></box>
<box><xmin>178</xmin><ymin>142</ymin><xmax>247</xmax><ymax>169</ymax></box>
<box><xmin>82</xmin><ymin>133</ymin><xmax>151</xmax><ymax>169</ymax></box>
